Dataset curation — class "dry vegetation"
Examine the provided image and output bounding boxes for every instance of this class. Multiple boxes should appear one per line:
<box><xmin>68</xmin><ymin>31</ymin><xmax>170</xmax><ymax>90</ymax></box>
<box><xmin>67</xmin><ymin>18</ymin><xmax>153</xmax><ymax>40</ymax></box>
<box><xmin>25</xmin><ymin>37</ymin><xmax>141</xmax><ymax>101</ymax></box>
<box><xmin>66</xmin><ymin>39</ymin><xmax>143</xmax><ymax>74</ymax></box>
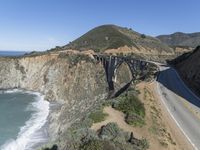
<box><xmin>92</xmin><ymin>82</ymin><xmax>192</xmax><ymax>150</ymax></box>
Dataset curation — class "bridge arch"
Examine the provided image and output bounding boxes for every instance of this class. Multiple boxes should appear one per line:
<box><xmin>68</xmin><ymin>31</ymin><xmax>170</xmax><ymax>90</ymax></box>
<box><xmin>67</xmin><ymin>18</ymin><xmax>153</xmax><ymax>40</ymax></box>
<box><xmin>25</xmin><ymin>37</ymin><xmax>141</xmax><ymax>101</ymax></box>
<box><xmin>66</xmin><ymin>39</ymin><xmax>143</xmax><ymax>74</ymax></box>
<box><xmin>93</xmin><ymin>54</ymin><xmax>151</xmax><ymax>98</ymax></box>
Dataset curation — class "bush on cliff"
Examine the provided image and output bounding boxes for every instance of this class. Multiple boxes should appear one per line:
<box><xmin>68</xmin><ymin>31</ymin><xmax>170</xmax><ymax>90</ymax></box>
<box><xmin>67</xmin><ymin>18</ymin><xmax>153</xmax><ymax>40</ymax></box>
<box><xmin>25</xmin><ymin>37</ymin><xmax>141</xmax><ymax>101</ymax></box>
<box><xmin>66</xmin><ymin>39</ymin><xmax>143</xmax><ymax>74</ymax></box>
<box><xmin>78</xmin><ymin>123</ymin><xmax>149</xmax><ymax>150</ymax></box>
<box><xmin>80</xmin><ymin>139</ymin><xmax>104</xmax><ymax>150</ymax></box>
<box><xmin>125</xmin><ymin>112</ymin><xmax>145</xmax><ymax>127</ymax></box>
<box><xmin>41</xmin><ymin>144</ymin><xmax>58</xmax><ymax>150</ymax></box>
<box><xmin>58</xmin><ymin>53</ymin><xmax>94</xmax><ymax>66</ymax></box>
<box><xmin>46</xmin><ymin>145</ymin><xmax>58</xmax><ymax>150</ymax></box>
<box><xmin>88</xmin><ymin>108</ymin><xmax>108</xmax><ymax>123</ymax></box>
<box><xmin>113</xmin><ymin>93</ymin><xmax>145</xmax><ymax>127</ymax></box>
<box><xmin>41</xmin><ymin>120</ymin><xmax>149</xmax><ymax>150</ymax></box>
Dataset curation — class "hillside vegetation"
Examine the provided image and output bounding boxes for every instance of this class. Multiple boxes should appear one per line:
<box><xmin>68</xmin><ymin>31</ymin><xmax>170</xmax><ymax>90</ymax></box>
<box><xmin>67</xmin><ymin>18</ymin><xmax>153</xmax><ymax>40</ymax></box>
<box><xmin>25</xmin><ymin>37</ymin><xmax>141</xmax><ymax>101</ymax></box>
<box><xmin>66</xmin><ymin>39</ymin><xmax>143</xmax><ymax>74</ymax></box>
<box><xmin>60</xmin><ymin>25</ymin><xmax>172</xmax><ymax>54</ymax></box>
<box><xmin>157</xmin><ymin>32</ymin><xmax>200</xmax><ymax>48</ymax></box>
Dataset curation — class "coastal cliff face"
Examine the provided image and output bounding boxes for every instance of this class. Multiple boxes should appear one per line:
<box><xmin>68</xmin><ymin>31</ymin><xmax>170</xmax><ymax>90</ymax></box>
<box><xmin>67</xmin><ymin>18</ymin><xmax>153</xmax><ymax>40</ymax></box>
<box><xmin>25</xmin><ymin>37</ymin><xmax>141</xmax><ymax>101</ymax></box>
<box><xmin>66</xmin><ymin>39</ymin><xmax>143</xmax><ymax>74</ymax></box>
<box><xmin>171</xmin><ymin>46</ymin><xmax>200</xmax><ymax>95</ymax></box>
<box><xmin>0</xmin><ymin>52</ymin><xmax>108</xmax><ymax>141</ymax></box>
<box><xmin>0</xmin><ymin>50</ymin><xmax>146</xmax><ymax>150</ymax></box>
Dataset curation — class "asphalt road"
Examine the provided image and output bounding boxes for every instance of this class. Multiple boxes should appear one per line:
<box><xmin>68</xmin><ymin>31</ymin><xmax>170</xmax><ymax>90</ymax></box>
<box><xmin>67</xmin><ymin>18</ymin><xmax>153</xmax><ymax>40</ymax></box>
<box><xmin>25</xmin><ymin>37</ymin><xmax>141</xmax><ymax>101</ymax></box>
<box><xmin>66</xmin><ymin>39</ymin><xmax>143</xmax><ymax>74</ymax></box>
<box><xmin>157</xmin><ymin>65</ymin><xmax>200</xmax><ymax>150</ymax></box>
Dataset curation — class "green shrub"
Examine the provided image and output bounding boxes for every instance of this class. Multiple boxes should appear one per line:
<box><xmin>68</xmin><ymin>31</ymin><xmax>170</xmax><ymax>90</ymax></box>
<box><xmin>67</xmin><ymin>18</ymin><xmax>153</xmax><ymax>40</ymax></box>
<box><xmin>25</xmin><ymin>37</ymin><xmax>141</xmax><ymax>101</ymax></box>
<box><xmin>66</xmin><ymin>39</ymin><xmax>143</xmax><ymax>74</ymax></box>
<box><xmin>116</xmin><ymin>95</ymin><xmax>145</xmax><ymax>117</ymax></box>
<box><xmin>141</xmin><ymin>34</ymin><xmax>146</xmax><ymax>38</ymax></box>
<box><xmin>99</xmin><ymin>123</ymin><xmax>123</xmax><ymax>141</ymax></box>
<box><xmin>126</xmin><ymin>112</ymin><xmax>145</xmax><ymax>127</ymax></box>
<box><xmin>114</xmin><ymin>94</ymin><xmax>145</xmax><ymax>126</ymax></box>
<box><xmin>41</xmin><ymin>144</ymin><xmax>58</xmax><ymax>150</ymax></box>
<box><xmin>140</xmin><ymin>138</ymin><xmax>149</xmax><ymax>149</ymax></box>
<box><xmin>88</xmin><ymin>109</ymin><xmax>108</xmax><ymax>123</ymax></box>
<box><xmin>80</xmin><ymin>140</ymin><xmax>103</xmax><ymax>150</ymax></box>
<box><xmin>58</xmin><ymin>53</ymin><xmax>94</xmax><ymax>65</ymax></box>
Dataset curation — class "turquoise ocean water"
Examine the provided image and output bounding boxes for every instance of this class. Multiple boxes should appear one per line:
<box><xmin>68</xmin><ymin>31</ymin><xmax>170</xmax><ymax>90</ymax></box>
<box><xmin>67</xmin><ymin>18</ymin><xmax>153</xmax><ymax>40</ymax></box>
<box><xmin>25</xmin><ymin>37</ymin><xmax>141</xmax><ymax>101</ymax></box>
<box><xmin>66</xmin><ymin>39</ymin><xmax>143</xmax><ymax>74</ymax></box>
<box><xmin>0</xmin><ymin>91</ymin><xmax>35</xmax><ymax>146</ymax></box>
<box><xmin>0</xmin><ymin>51</ymin><xmax>49</xmax><ymax>150</ymax></box>
<box><xmin>0</xmin><ymin>51</ymin><xmax>27</xmax><ymax>56</ymax></box>
<box><xmin>0</xmin><ymin>90</ymin><xmax>49</xmax><ymax>150</ymax></box>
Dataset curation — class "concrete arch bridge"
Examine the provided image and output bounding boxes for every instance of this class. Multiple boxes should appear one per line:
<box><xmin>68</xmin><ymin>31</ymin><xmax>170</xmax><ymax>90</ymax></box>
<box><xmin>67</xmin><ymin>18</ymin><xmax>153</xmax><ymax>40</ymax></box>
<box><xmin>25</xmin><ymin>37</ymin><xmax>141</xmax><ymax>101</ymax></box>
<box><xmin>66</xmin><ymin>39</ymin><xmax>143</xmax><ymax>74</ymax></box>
<box><xmin>93</xmin><ymin>54</ymin><xmax>157</xmax><ymax>98</ymax></box>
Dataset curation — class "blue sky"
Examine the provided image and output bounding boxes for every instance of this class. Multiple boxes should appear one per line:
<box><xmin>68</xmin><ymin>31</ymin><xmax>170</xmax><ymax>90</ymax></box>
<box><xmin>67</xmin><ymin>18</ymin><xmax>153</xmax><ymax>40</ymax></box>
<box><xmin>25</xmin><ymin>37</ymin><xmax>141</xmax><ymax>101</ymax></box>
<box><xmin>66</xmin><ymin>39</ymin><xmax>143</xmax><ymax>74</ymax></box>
<box><xmin>0</xmin><ymin>0</ymin><xmax>199</xmax><ymax>51</ymax></box>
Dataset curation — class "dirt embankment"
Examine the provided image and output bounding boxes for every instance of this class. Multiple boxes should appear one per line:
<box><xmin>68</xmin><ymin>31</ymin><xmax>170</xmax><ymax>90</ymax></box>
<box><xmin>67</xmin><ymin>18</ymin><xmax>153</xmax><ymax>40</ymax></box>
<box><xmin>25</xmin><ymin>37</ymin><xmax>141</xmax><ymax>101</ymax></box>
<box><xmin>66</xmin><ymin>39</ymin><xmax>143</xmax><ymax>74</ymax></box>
<box><xmin>92</xmin><ymin>82</ymin><xmax>193</xmax><ymax>150</ymax></box>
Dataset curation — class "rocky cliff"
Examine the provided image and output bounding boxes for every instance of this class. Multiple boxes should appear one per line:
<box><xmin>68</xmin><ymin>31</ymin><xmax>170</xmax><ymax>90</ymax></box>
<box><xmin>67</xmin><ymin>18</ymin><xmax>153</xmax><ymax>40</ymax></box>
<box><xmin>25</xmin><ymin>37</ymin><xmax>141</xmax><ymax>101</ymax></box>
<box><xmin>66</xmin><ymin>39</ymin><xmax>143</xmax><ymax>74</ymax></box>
<box><xmin>170</xmin><ymin>46</ymin><xmax>200</xmax><ymax>95</ymax></box>
<box><xmin>0</xmin><ymin>52</ymin><xmax>109</xmax><ymax>142</ymax></box>
<box><xmin>0</xmin><ymin>50</ymin><xmax>141</xmax><ymax>149</ymax></box>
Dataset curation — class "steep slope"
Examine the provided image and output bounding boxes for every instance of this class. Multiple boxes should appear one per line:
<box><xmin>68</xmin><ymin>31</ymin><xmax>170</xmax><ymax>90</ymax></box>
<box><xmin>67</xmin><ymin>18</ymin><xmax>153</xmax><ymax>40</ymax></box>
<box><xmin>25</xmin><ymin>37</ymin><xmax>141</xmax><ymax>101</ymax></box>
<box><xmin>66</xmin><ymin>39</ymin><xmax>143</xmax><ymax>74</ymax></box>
<box><xmin>0</xmin><ymin>52</ymin><xmax>107</xmax><ymax>147</ymax></box>
<box><xmin>0</xmin><ymin>51</ymin><xmax>143</xmax><ymax>149</ymax></box>
<box><xmin>61</xmin><ymin>25</ymin><xmax>173</xmax><ymax>55</ymax></box>
<box><xmin>157</xmin><ymin>32</ymin><xmax>200</xmax><ymax>48</ymax></box>
<box><xmin>63</xmin><ymin>25</ymin><xmax>135</xmax><ymax>52</ymax></box>
<box><xmin>170</xmin><ymin>46</ymin><xmax>200</xmax><ymax>95</ymax></box>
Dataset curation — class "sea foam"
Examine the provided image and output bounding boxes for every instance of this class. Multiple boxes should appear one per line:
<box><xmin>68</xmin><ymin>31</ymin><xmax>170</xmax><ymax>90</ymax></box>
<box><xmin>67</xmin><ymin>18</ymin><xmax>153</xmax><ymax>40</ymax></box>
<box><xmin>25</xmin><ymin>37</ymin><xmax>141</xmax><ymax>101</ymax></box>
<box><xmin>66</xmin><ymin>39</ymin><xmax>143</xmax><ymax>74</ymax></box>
<box><xmin>0</xmin><ymin>90</ymin><xmax>50</xmax><ymax>150</ymax></box>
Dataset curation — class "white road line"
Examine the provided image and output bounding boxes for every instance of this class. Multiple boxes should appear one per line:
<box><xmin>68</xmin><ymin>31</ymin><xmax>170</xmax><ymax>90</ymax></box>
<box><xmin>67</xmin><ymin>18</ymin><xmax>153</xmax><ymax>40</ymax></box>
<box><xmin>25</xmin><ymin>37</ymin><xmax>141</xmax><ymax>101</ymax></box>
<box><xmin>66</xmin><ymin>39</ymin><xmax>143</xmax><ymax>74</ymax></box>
<box><xmin>156</xmin><ymin>75</ymin><xmax>198</xmax><ymax>150</ymax></box>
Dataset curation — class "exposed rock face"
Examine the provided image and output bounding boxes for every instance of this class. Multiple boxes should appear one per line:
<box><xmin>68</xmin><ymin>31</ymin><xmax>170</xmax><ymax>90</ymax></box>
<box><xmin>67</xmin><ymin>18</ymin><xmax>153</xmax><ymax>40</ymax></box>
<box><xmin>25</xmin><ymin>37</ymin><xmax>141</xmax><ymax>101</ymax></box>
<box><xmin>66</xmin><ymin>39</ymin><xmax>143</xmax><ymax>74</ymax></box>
<box><xmin>0</xmin><ymin>53</ymin><xmax>108</xmax><ymax>142</ymax></box>
<box><xmin>0</xmin><ymin>51</ymin><xmax>140</xmax><ymax>148</ymax></box>
<box><xmin>0</xmin><ymin>49</ymin><xmax>158</xmax><ymax>149</ymax></box>
<box><xmin>170</xmin><ymin>46</ymin><xmax>200</xmax><ymax>95</ymax></box>
<box><xmin>103</xmin><ymin>46</ymin><xmax>176</xmax><ymax>63</ymax></box>
<box><xmin>0</xmin><ymin>54</ymin><xmax>106</xmax><ymax>101</ymax></box>
<box><xmin>172</xmin><ymin>46</ymin><xmax>193</xmax><ymax>55</ymax></box>
<box><xmin>114</xmin><ymin>62</ymin><xmax>133</xmax><ymax>89</ymax></box>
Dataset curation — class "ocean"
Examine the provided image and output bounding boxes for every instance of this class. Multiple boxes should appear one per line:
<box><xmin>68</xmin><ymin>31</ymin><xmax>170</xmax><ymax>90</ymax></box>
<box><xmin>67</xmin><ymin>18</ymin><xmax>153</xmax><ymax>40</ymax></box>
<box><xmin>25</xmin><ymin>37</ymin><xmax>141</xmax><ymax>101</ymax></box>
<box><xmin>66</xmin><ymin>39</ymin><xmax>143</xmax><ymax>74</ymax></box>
<box><xmin>0</xmin><ymin>51</ymin><xmax>50</xmax><ymax>150</ymax></box>
<box><xmin>0</xmin><ymin>51</ymin><xmax>27</xmax><ymax>57</ymax></box>
<box><xmin>0</xmin><ymin>90</ymin><xmax>49</xmax><ymax>150</ymax></box>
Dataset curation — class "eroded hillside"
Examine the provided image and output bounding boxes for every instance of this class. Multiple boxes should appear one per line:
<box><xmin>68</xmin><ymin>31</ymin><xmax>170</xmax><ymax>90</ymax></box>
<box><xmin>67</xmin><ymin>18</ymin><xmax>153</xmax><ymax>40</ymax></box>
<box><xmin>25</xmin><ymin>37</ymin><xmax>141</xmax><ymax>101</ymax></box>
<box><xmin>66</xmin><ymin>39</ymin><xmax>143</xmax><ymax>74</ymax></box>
<box><xmin>0</xmin><ymin>50</ymin><xmax>152</xmax><ymax>149</ymax></box>
<box><xmin>170</xmin><ymin>46</ymin><xmax>200</xmax><ymax>95</ymax></box>
<box><xmin>0</xmin><ymin>52</ymin><xmax>109</xmax><ymax>141</ymax></box>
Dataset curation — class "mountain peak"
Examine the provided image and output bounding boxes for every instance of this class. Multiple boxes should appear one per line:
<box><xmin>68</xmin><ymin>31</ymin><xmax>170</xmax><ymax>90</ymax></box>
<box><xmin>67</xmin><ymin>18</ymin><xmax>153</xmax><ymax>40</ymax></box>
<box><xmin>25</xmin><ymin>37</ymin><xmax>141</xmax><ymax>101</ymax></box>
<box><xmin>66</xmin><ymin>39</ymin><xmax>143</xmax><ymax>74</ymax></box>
<box><xmin>59</xmin><ymin>24</ymin><xmax>171</xmax><ymax>54</ymax></box>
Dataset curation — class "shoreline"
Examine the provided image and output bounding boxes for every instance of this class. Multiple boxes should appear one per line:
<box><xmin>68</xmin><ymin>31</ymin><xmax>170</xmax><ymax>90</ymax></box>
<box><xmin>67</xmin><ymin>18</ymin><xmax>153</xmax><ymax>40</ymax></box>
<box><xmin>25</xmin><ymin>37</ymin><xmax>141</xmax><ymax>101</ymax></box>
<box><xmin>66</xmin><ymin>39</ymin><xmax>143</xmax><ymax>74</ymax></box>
<box><xmin>0</xmin><ymin>89</ymin><xmax>50</xmax><ymax>150</ymax></box>
<box><xmin>34</xmin><ymin>101</ymin><xmax>63</xmax><ymax>150</ymax></box>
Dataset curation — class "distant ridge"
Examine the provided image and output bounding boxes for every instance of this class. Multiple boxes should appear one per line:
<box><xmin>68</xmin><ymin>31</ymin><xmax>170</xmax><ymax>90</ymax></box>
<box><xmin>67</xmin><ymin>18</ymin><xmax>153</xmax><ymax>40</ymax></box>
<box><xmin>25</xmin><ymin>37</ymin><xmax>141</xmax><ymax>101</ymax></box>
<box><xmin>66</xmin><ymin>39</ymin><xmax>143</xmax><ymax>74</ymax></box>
<box><xmin>157</xmin><ymin>32</ymin><xmax>200</xmax><ymax>48</ymax></box>
<box><xmin>58</xmin><ymin>24</ymin><xmax>172</xmax><ymax>54</ymax></box>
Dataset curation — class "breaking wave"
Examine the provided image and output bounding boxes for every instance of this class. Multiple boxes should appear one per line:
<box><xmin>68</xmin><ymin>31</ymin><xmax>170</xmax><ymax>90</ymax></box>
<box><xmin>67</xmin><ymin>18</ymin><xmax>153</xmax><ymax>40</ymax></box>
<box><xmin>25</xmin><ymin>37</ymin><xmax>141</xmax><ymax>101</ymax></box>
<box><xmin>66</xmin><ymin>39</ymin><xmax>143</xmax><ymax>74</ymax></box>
<box><xmin>0</xmin><ymin>89</ymin><xmax>50</xmax><ymax>150</ymax></box>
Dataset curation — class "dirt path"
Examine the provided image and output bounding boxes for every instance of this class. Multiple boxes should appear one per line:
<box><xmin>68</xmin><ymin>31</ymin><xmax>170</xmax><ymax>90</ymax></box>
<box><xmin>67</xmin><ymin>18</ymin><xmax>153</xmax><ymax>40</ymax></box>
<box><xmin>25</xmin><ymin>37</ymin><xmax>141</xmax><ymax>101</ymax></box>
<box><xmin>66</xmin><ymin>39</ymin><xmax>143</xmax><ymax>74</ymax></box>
<box><xmin>91</xmin><ymin>106</ymin><xmax>142</xmax><ymax>138</ymax></box>
<box><xmin>91</xmin><ymin>81</ymin><xmax>193</xmax><ymax>150</ymax></box>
